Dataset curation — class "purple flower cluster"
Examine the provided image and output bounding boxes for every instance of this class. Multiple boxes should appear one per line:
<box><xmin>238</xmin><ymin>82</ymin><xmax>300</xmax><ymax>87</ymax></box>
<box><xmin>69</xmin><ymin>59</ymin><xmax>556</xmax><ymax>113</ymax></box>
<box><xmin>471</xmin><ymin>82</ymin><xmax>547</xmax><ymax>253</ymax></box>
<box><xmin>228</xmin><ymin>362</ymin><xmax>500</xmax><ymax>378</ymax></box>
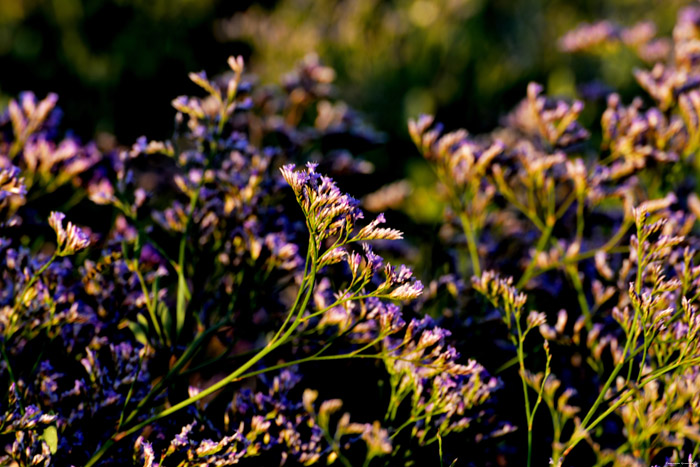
<box><xmin>403</xmin><ymin>4</ymin><xmax>700</xmax><ymax>464</ymax></box>
<box><xmin>0</xmin><ymin>51</ymin><xmax>499</xmax><ymax>467</ymax></box>
<box><xmin>9</xmin><ymin>2</ymin><xmax>700</xmax><ymax>465</ymax></box>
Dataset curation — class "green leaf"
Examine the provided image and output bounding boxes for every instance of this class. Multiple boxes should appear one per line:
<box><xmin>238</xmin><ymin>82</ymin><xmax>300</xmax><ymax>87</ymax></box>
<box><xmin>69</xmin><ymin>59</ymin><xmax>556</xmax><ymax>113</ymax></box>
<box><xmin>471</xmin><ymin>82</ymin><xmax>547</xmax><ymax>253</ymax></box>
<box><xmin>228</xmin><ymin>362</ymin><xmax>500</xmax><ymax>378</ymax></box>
<box><xmin>42</xmin><ymin>425</ymin><xmax>58</xmax><ymax>454</ymax></box>
<box><xmin>127</xmin><ymin>315</ymin><xmax>150</xmax><ymax>347</ymax></box>
<box><xmin>176</xmin><ymin>270</ymin><xmax>187</xmax><ymax>341</ymax></box>
<box><xmin>157</xmin><ymin>300</ymin><xmax>173</xmax><ymax>346</ymax></box>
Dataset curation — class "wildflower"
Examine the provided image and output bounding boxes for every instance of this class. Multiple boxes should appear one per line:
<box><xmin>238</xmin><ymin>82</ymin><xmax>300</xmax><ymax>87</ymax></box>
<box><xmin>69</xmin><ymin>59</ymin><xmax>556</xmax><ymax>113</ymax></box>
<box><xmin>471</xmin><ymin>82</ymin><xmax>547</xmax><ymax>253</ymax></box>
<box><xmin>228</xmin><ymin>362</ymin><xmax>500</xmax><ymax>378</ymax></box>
<box><xmin>526</xmin><ymin>311</ymin><xmax>547</xmax><ymax>330</ymax></box>
<box><xmin>521</xmin><ymin>82</ymin><xmax>590</xmax><ymax>147</ymax></box>
<box><xmin>280</xmin><ymin>162</ymin><xmax>363</xmax><ymax>242</ymax></box>
<box><xmin>384</xmin><ymin>315</ymin><xmax>499</xmax><ymax>444</ymax></box>
<box><xmin>48</xmin><ymin>212</ymin><xmax>90</xmax><ymax>256</ymax></box>
<box><xmin>134</xmin><ymin>437</ymin><xmax>154</xmax><ymax>467</ymax></box>
<box><xmin>358</xmin><ymin>421</ymin><xmax>392</xmax><ymax>459</ymax></box>
<box><xmin>0</xmin><ymin>165</ymin><xmax>26</xmax><ymax>201</ymax></box>
<box><xmin>363</xmin><ymin>180</ymin><xmax>412</xmax><ymax>212</ymax></box>
<box><xmin>601</xmin><ymin>93</ymin><xmax>685</xmax><ymax>170</ymax></box>
<box><xmin>386</xmin><ymin>280</ymin><xmax>424</xmax><ymax>300</ymax></box>
<box><xmin>558</xmin><ymin>20</ymin><xmax>621</xmax><ymax>52</ymax></box>
<box><xmin>472</xmin><ymin>270</ymin><xmax>527</xmax><ymax>328</ymax></box>
<box><xmin>353</xmin><ymin>213</ymin><xmax>403</xmax><ymax>241</ymax></box>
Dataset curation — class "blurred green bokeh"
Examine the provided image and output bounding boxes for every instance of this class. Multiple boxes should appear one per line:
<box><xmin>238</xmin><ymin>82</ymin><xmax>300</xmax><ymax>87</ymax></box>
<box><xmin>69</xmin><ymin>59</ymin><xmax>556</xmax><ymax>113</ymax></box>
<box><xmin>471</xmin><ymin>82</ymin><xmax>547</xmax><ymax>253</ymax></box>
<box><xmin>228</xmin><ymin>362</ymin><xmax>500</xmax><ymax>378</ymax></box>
<box><xmin>0</xmin><ymin>0</ymin><xmax>691</xmax><ymax>168</ymax></box>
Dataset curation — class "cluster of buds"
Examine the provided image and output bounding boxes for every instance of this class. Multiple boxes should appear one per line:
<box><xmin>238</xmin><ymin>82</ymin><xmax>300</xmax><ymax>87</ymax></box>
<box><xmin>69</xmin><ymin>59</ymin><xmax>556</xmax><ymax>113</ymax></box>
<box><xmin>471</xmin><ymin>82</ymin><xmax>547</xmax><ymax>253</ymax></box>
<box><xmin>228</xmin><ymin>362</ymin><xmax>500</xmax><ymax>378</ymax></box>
<box><xmin>559</xmin><ymin>19</ymin><xmax>671</xmax><ymax>63</ymax></box>
<box><xmin>139</xmin><ymin>422</ymin><xmax>248</xmax><ymax>467</ymax></box>
<box><xmin>3</xmin><ymin>92</ymin><xmax>59</xmax><ymax>158</ymax></box>
<box><xmin>172</xmin><ymin>55</ymin><xmax>248</xmax><ymax>134</ymax></box>
<box><xmin>472</xmin><ymin>271</ymin><xmax>527</xmax><ymax>330</ymax></box>
<box><xmin>1</xmin><ymin>91</ymin><xmax>98</xmax><ymax>199</ymax></box>
<box><xmin>0</xmin><ymin>165</ymin><xmax>26</xmax><ymax>203</ymax></box>
<box><xmin>303</xmin><ymin>389</ymin><xmax>392</xmax><ymax>464</ymax></box>
<box><xmin>513</xmin><ymin>82</ymin><xmax>590</xmax><ymax>148</ymax></box>
<box><xmin>282</xmin><ymin>164</ymin><xmax>423</xmax><ymax>304</ymax></box>
<box><xmin>601</xmin><ymin>94</ymin><xmax>685</xmax><ymax>176</ymax></box>
<box><xmin>384</xmin><ymin>315</ymin><xmax>499</xmax><ymax>444</ymax></box>
<box><xmin>223</xmin><ymin>369</ymin><xmax>388</xmax><ymax>465</ymax></box>
<box><xmin>611</xmin><ymin>369</ymin><xmax>700</xmax><ymax>462</ymax></box>
<box><xmin>409</xmin><ymin>114</ymin><xmax>502</xmax><ymax>228</ymax></box>
<box><xmin>281</xmin><ymin>162</ymin><xmax>364</xmax><ymax>243</ymax></box>
<box><xmin>21</xmin><ymin>137</ymin><xmax>100</xmax><ymax>193</ymax></box>
<box><xmin>0</xmin><ymin>384</ymin><xmax>57</xmax><ymax>466</ymax></box>
<box><xmin>562</xmin><ymin>6</ymin><xmax>700</xmax><ymax>166</ymax></box>
<box><xmin>48</xmin><ymin>212</ymin><xmax>90</xmax><ymax>256</ymax></box>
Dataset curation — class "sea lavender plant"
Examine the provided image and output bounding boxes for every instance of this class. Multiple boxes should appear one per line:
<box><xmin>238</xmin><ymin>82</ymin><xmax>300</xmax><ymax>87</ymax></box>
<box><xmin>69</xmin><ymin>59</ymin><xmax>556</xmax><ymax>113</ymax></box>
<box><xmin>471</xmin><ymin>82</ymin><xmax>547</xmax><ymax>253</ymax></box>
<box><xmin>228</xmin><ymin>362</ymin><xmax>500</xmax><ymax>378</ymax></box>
<box><xmin>0</xmin><ymin>55</ymin><xmax>497</xmax><ymax>467</ymax></box>
<box><xmin>10</xmin><ymin>3</ymin><xmax>700</xmax><ymax>466</ymax></box>
<box><xmin>405</xmin><ymin>4</ymin><xmax>700</xmax><ymax>465</ymax></box>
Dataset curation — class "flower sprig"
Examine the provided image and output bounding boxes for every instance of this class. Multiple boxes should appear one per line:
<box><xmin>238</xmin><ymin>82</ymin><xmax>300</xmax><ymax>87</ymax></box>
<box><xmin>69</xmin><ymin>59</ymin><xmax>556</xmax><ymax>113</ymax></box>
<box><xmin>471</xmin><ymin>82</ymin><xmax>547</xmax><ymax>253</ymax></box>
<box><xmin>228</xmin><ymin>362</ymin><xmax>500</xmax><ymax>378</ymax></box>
<box><xmin>48</xmin><ymin>212</ymin><xmax>91</xmax><ymax>257</ymax></box>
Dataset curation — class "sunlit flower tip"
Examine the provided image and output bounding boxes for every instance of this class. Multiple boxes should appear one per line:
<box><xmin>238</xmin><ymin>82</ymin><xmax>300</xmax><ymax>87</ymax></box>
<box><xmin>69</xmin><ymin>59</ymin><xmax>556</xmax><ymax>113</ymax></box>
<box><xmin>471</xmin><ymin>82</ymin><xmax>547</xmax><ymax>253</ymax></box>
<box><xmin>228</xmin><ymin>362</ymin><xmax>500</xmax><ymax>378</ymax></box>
<box><xmin>135</xmin><ymin>437</ymin><xmax>155</xmax><ymax>467</ymax></box>
<box><xmin>361</xmin><ymin>421</ymin><xmax>393</xmax><ymax>457</ymax></box>
<box><xmin>526</xmin><ymin>311</ymin><xmax>547</xmax><ymax>329</ymax></box>
<box><xmin>318</xmin><ymin>247</ymin><xmax>347</xmax><ymax>267</ymax></box>
<box><xmin>637</xmin><ymin>192</ymin><xmax>677</xmax><ymax>215</ymax></box>
<box><xmin>188</xmin><ymin>385</ymin><xmax>202</xmax><ymax>398</ymax></box>
<box><xmin>87</xmin><ymin>178</ymin><xmax>115</xmax><ymax>205</ymax></box>
<box><xmin>49</xmin><ymin>211</ymin><xmax>90</xmax><ymax>255</ymax></box>
<box><xmin>279</xmin><ymin>164</ymin><xmax>307</xmax><ymax>194</ymax></box>
<box><xmin>417</xmin><ymin>327</ymin><xmax>450</xmax><ymax>348</ymax></box>
<box><xmin>354</xmin><ymin>213</ymin><xmax>403</xmax><ymax>241</ymax></box>
<box><xmin>0</xmin><ymin>165</ymin><xmax>26</xmax><ymax>201</ymax></box>
<box><xmin>302</xmin><ymin>389</ymin><xmax>318</xmax><ymax>413</ymax></box>
<box><xmin>362</xmin><ymin>243</ymin><xmax>384</xmax><ymax>271</ymax></box>
<box><xmin>395</xmin><ymin>264</ymin><xmax>413</xmax><ymax>282</ymax></box>
<box><xmin>555</xmin><ymin>309</ymin><xmax>568</xmax><ymax>333</ymax></box>
<box><xmin>539</xmin><ymin>324</ymin><xmax>557</xmax><ymax>340</ymax></box>
<box><xmin>346</xmin><ymin>250</ymin><xmax>362</xmax><ymax>277</ymax></box>
<box><xmin>188</xmin><ymin>71</ymin><xmax>211</xmax><ymax>90</ymax></box>
<box><xmin>319</xmin><ymin>399</ymin><xmax>344</xmax><ymax>418</ymax></box>
<box><xmin>387</xmin><ymin>280</ymin><xmax>424</xmax><ymax>300</ymax></box>
<box><xmin>228</xmin><ymin>55</ymin><xmax>244</xmax><ymax>73</ymax></box>
<box><xmin>49</xmin><ymin>211</ymin><xmax>67</xmax><ymax>244</ymax></box>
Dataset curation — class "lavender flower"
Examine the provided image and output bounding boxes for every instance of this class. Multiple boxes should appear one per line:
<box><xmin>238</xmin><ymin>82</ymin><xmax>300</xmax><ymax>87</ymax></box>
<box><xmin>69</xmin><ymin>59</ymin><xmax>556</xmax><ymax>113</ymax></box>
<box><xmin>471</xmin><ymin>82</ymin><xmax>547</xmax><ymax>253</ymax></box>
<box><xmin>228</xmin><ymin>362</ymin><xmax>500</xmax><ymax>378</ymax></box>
<box><xmin>558</xmin><ymin>20</ymin><xmax>621</xmax><ymax>53</ymax></box>
<box><xmin>281</xmin><ymin>162</ymin><xmax>363</xmax><ymax>243</ymax></box>
<box><xmin>383</xmin><ymin>315</ymin><xmax>499</xmax><ymax>444</ymax></box>
<box><xmin>0</xmin><ymin>165</ymin><xmax>26</xmax><ymax>202</ymax></box>
<box><xmin>149</xmin><ymin>421</ymin><xmax>248</xmax><ymax>466</ymax></box>
<box><xmin>48</xmin><ymin>212</ymin><xmax>90</xmax><ymax>256</ymax></box>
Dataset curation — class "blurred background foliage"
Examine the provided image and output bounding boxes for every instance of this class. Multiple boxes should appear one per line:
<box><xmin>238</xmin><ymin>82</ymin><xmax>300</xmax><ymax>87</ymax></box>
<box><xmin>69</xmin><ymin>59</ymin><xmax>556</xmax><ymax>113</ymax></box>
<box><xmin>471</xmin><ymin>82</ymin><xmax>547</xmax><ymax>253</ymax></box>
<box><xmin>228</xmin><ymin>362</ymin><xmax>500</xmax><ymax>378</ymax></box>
<box><xmin>0</xmin><ymin>0</ymin><xmax>692</xmax><ymax>220</ymax></box>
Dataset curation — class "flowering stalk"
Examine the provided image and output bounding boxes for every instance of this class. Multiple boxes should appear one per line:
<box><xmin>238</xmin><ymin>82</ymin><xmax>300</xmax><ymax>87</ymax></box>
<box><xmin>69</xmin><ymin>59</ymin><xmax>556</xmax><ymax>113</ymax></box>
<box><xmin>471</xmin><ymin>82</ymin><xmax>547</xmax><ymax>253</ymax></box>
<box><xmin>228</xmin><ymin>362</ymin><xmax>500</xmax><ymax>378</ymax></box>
<box><xmin>85</xmin><ymin>163</ymin><xmax>423</xmax><ymax>466</ymax></box>
<box><xmin>473</xmin><ymin>272</ymin><xmax>549</xmax><ymax>467</ymax></box>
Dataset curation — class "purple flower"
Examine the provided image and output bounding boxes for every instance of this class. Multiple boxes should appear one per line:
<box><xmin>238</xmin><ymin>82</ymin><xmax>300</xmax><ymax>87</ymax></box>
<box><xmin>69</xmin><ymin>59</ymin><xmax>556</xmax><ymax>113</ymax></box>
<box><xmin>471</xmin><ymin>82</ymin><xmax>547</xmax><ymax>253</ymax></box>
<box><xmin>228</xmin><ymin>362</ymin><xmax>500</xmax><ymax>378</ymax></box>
<box><xmin>48</xmin><ymin>211</ymin><xmax>91</xmax><ymax>256</ymax></box>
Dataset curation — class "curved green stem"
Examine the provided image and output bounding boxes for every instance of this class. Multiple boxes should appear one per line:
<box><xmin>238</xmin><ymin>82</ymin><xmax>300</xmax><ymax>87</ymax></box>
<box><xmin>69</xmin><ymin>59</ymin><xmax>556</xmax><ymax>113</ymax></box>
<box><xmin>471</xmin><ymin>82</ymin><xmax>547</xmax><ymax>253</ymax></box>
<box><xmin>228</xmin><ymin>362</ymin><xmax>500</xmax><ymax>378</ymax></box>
<box><xmin>86</xmin><ymin>233</ymin><xmax>320</xmax><ymax>467</ymax></box>
<box><xmin>458</xmin><ymin>212</ymin><xmax>481</xmax><ymax>277</ymax></box>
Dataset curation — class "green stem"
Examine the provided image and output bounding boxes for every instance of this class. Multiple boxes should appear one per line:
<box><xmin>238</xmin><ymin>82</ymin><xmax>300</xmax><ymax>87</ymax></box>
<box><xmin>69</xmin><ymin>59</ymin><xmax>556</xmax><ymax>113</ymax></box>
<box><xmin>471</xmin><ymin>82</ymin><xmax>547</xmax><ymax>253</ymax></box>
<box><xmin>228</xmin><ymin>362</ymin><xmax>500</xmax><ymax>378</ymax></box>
<box><xmin>116</xmin><ymin>347</ymin><xmax>148</xmax><ymax>431</ymax></box>
<box><xmin>121</xmin><ymin>322</ymin><xmax>226</xmax><ymax>428</ymax></box>
<box><xmin>271</xmin><ymin>236</ymin><xmax>313</xmax><ymax>344</ymax></box>
<box><xmin>86</xmin><ymin>237</ymin><xmax>320</xmax><ymax>467</ymax></box>
<box><xmin>85</xmin><ymin>337</ymin><xmax>280</xmax><ymax>467</ymax></box>
<box><xmin>1</xmin><ymin>341</ymin><xmax>22</xmax><ymax>413</ymax></box>
<box><xmin>458</xmin><ymin>212</ymin><xmax>481</xmax><ymax>277</ymax></box>
<box><xmin>566</xmin><ymin>264</ymin><xmax>593</xmax><ymax>331</ymax></box>
<box><xmin>517</xmin><ymin>220</ymin><xmax>554</xmax><ymax>289</ymax></box>
<box><xmin>561</xmin><ymin>327</ymin><xmax>636</xmax><ymax>459</ymax></box>
<box><xmin>13</xmin><ymin>254</ymin><xmax>57</xmax><ymax>312</ymax></box>
<box><xmin>514</xmin><ymin>320</ymin><xmax>533</xmax><ymax>467</ymax></box>
<box><xmin>134</xmin><ymin>262</ymin><xmax>165</xmax><ymax>345</ymax></box>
